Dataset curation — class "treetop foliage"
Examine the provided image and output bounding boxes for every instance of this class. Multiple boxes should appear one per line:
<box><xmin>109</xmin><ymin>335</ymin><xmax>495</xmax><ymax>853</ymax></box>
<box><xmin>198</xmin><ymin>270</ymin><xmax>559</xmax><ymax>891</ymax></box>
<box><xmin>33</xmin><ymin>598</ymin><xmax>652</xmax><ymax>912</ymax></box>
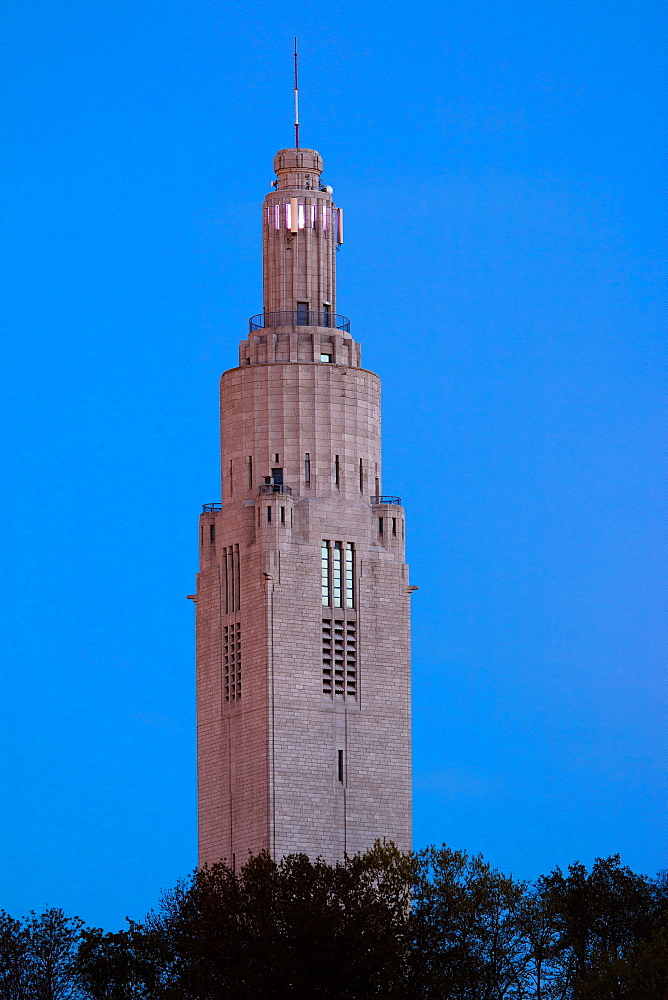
<box><xmin>2</xmin><ymin>845</ymin><xmax>666</xmax><ymax>999</ymax></box>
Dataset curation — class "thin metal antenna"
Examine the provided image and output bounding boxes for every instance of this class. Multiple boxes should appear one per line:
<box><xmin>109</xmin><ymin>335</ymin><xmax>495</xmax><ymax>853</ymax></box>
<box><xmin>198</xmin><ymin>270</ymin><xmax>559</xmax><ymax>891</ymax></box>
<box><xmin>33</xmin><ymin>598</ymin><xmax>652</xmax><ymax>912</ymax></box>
<box><xmin>293</xmin><ymin>37</ymin><xmax>300</xmax><ymax>148</ymax></box>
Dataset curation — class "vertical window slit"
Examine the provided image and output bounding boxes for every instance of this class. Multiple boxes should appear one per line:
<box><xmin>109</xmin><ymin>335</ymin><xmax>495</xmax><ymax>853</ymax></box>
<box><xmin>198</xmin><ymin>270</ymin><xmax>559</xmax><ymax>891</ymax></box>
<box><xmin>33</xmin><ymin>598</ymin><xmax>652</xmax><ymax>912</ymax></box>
<box><xmin>234</xmin><ymin>543</ymin><xmax>240</xmax><ymax>612</ymax></box>
<box><xmin>333</xmin><ymin>542</ymin><xmax>342</xmax><ymax>607</ymax></box>
<box><xmin>321</xmin><ymin>542</ymin><xmax>330</xmax><ymax>606</ymax></box>
<box><xmin>345</xmin><ymin>544</ymin><xmax>354</xmax><ymax>609</ymax></box>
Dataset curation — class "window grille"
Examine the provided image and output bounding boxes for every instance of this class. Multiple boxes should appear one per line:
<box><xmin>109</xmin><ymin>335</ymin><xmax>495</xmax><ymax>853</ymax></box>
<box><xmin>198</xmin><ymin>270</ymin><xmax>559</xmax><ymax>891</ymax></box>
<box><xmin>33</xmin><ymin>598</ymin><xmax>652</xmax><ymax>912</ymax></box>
<box><xmin>322</xmin><ymin>618</ymin><xmax>356</xmax><ymax>699</ymax></box>
<box><xmin>223</xmin><ymin>623</ymin><xmax>241</xmax><ymax>703</ymax></box>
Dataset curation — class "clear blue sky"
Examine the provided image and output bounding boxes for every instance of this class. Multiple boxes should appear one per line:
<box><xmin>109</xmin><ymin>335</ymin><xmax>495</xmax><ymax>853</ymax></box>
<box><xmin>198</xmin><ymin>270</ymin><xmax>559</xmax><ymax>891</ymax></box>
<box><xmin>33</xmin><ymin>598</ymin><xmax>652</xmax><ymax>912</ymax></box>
<box><xmin>0</xmin><ymin>0</ymin><xmax>665</xmax><ymax>930</ymax></box>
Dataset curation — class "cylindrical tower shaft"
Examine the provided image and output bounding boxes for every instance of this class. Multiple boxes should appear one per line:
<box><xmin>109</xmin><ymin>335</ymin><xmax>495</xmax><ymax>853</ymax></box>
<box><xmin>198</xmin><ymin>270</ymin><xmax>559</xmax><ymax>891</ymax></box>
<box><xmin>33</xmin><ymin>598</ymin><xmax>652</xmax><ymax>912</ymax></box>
<box><xmin>262</xmin><ymin>148</ymin><xmax>341</xmax><ymax>317</ymax></box>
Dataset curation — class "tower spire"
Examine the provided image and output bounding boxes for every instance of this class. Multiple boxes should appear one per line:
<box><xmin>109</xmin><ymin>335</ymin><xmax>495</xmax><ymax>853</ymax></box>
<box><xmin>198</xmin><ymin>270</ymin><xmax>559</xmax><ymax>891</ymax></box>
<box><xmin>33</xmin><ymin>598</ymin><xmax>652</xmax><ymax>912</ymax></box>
<box><xmin>293</xmin><ymin>37</ymin><xmax>300</xmax><ymax>148</ymax></box>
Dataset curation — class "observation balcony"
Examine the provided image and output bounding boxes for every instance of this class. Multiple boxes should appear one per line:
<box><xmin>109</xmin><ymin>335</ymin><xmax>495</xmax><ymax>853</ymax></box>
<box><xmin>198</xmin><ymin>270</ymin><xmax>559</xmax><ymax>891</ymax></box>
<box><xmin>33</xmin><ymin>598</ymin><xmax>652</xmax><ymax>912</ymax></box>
<box><xmin>258</xmin><ymin>483</ymin><xmax>293</xmax><ymax>497</ymax></box>
<box><xmin>249</xmin><ymin>310</ymin><xmax>350</xmax><ymax>334</ymax></box>
<box><xmin>202</xmin><ymin>502</ymin><xmax>222</xmax><ymax>512</ymax></box>
<box><xmin>371</xmin><ymin>495</ymin><xmax>402</xmax><ymax>506</ymax></box>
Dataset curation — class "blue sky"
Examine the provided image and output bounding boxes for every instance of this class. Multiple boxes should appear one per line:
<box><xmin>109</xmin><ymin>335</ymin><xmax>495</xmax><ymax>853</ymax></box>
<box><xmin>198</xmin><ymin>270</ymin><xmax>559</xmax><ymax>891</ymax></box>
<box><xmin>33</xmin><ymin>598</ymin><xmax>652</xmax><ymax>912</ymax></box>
<box><xmin>0</xmin><ymin>0</ymin><xmax>665</xmax><ymax>930</ymax></box>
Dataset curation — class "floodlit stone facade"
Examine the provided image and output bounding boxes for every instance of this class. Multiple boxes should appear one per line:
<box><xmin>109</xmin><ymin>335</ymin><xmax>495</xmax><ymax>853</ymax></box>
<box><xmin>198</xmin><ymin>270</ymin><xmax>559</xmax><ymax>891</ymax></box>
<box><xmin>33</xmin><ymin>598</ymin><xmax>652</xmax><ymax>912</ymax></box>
<box><xmin>195</xmin><ymin>146</ymin><xmax>412</xmax><ymax>867</ymax></box>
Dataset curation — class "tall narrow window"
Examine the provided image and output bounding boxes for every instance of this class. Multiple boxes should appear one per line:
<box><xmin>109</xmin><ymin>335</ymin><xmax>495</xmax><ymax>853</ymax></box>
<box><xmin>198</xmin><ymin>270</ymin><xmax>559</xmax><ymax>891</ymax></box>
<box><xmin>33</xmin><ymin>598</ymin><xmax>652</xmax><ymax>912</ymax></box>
<box><xmin>229</xmin><ymin>460</ymin><xmax>233</xmax><ymax>496</ymax></box>
<box><xmin>333</xmin><ymin>542</ymin><xmax>342</xmax><ymax>608</ymax></box>
<box><xmin>234</xmin><ymin>544</ymin><xmax>240</xmax><ymax>611</ymax></box>
<box><xmin>334</xmin><ymin>455</ymin><xmax>340</xmax><ymax>486</ymax></box>
<box><xmin>304</xmin><ymin>452</ymin><xmax>311</xmax><ymax>484</ymax></box>
<box><xmin>345</xmin><ymin>544</ymin><xmax>354</xmax><ymax>609</ymax></box>
<box><xmin>209</xmin><ymin>524</ymin><xmax>215</xmax><ymax>543</ymax></box>
<box><xmin>338</xmin><ymin>750</ymin><xmax>344</xmax><ymax>783</ymax></box>
<box><xmin>321</xmin><ymin>542</ymin><xmax>330</xmax><ymax>606</ymax></box>
<box><xmin>272</xmin><ymin>467</ymin><xmax>283</xmax><ymax>485</ymax></box>
<box><xmin>248</xmin><ymin>457</ymin><xmax>253</xmax><ymax>488</ymax></box>
<box><xmin>267</xmin><ymin>506</ymin><xmax>272</xmax><ymax>523</ymax></box>
<box><xmin>323</xmin><ymin>303</ymin><xmax>331</xmax><ymax>328</ymax></box>
<box><xmin>375</xmin><ymin>476</ymin><xmax>380</xmax><ymax>497</ymax></box>
<box><xmin>296</xmin><ymin>301</ymin><xmax>309</xmax><ymax>325</ymax></box>
<box><xmin>378</xmin><ymin>517</ymin><xmax>384</xmax><ymax>536</ymax></box>
<box><xmin>280</xmin><ymin>506</ymin><xmax>285</xmax><ymax>525</ymax></box>
<box><xmin>392</xmin><ymin>517</ymin><xmax>397</xmax><ymax>537</ymax></box>
<box><xmin>359</xmin><ymin>458</ymin><xmax>364</xmax><ymax>493</ymax></box>
<box><xmin>223</xmin><ymin>544</ymin><xmax>241</xmax><ymax>615</ymax></box>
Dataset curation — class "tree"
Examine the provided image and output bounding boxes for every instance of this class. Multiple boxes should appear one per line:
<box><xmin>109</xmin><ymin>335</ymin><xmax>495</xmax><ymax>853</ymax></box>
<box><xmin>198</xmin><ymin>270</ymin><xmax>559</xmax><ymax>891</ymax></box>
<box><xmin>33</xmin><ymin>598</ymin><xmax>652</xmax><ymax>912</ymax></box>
<box><xmin>0</xmin><ymin>910</ymin><xmax>31</xmax><ymax>1000</ymax></box>
<box><xmin>410</xmin><ymin>845</ymin><xmax>531</xmax><ymax>999</ymax></box>
<box><xmin>0</xmin><ymin>909</ymin><xmax>83</xmax><ymax>1000</ymax></box>
<box><xmin>76</xmin><ymin>922</ymin><xmax>174</xmax><ymax>1000</ymax></box>
<box><xmin>147</xmin><ymin>842</ymin><xmax>413</xmax><ymax>1000</ymax></box>
<box><xmin>6</xmin><ymin>845</ymin><xmax>666</xmax><ymax>998</ymax></box>
<box><xmin>536</xmin><ymin>855</ymin><xmax>662</xmax><ymax>999</ymax></box>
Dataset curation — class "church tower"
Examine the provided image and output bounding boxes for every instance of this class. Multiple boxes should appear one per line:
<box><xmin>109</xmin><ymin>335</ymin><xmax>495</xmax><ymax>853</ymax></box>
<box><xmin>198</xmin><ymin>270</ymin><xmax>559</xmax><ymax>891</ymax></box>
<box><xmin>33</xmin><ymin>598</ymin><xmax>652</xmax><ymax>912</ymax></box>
<box><xmin>195</xmin><ymin>144</ymin><xmax>412</xmax><ymax>866</ymax></box>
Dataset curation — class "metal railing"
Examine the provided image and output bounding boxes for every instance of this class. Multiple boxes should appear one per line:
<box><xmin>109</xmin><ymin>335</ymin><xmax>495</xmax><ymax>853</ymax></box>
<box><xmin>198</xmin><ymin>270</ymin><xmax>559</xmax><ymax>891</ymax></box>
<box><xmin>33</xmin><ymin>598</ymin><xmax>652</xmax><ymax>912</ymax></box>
<box><xmin>249</xmin><ymin>310</ymin><xmax>350</xmax><ymax>333</ymax></box>
<box><xmin>202</xmin><ymin>502</ymin><xmax>222</xmax><ymax>512</ymax></box>
<box><xmin>259</xmin><ymin>483</ymin><xmax>293</xmax><ymax>496</ymax></box>
<box><xmin>371</xmin><ymin>495</ymin><xmax>402</xmax><ymax>506</ymax></box>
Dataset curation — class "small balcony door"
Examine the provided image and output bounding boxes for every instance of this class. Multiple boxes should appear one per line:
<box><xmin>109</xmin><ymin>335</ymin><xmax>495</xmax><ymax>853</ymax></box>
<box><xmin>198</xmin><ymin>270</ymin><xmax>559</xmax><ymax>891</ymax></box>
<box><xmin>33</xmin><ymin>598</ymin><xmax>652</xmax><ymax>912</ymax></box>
<box><xmin>296</xmin><ymin>301</ymin><xmax>309</xmax><ymax>326</ymax></box>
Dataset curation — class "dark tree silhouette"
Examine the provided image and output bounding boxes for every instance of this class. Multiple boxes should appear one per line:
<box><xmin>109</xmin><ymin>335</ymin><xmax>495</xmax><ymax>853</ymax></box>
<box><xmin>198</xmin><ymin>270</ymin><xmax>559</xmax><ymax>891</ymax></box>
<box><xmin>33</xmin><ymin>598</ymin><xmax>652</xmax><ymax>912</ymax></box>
<box><xmin>3</xmin><ymin>846</ymin><xmax>666</xmax><ymax>999</ymax></box>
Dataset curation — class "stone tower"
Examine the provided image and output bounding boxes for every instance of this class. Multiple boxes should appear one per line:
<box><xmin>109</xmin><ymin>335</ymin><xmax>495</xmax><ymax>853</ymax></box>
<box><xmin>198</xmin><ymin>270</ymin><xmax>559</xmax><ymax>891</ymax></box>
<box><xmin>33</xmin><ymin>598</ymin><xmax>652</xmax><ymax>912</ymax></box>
<box><xmin>195</xmin><ymin>146</ymin><xmax>412</xmax><ymax>867</ymax></box>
